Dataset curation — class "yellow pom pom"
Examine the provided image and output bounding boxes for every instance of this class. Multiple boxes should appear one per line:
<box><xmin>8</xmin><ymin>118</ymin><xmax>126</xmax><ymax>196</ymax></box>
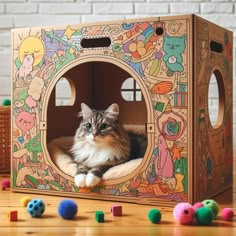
<box><xmin>21</xmin><ymin>196</ymin><xmax>31</xmax><ymax>207</ymax></box>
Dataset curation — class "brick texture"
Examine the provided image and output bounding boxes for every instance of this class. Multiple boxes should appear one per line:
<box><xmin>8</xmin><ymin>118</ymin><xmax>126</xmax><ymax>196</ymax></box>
<box><xmin>0</xmin><ymin>0</ymin><xmax>235</xmax><ymax>130</ymax></box>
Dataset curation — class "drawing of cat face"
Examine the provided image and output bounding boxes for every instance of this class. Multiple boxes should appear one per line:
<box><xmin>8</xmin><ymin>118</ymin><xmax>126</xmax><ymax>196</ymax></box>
<box><xmin>16</xmin><ymin>110</ymin><xmax>35</xmax><ymax>135</ymax></box>
<box><xmin>163</xmin><ymin>34</ymin><xmax>186</xmax><ymax>56</ymax></box>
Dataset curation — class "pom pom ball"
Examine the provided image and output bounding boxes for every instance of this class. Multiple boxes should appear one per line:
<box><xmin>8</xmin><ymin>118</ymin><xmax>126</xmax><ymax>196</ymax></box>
<box><xmin>2</xmin><ymin>99</ymin><xmax>11</xmax><ymax>106</ymax></box>
<box><xmin>27</xmin><ymin>199</ymin><xmax>45</xmax><ymax>218</ymax></box>
<box><xmin>58</xmin><ymin>199</ymin><xmax>78</xmax><ymax>219</ymax></box>
<box><xmin>221</xmin><ymin>208</ymin><xmax>234</xmax><ymax>221</ymax></box>
<box><xmin>173</xmin><ymin>202</ymin><xmax>195</xmax><ymax>225</ymax></box>
<box><xmin>1</xmin><ymin>179</ymin><xmax>10</xmax><ymax>188</ymax></box>
<box><xmin>21</xmin><ymin>196</ymin><xmax>32</xmax><ymax>207</ymax></box>
<box><xmin>148</xmin><ymin>209</ymin><xmax>162</xmax><ymax>224</ymax></box>
<box><xmin>195</xmin><ymin>207</ymin><xmax>214</xmax><ymax>225</ymax></box>
<box><xmin>192</xmin><ymin>202</ymin><xmax>204</xmax><ymax>211</ymax></box>
<box><xmin>202</xmin><ymin>199</ymin><xmax>219</xmax><ymax>217</ymax></box>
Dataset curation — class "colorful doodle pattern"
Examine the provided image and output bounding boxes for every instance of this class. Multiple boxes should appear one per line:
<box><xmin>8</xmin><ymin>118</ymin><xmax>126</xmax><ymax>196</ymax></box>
<box><xmin>12</xmin><ymin>18</ymin><xmax>192</xmax><ymax>203</ymax></box>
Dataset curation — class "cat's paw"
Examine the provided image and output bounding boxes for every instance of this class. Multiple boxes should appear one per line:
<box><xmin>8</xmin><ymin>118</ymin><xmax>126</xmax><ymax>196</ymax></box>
<box><xmin>86</xmin><ymin>172</ymin><xmax>101</xmax><ymax>187</ymax></box>
<box><xmin>74</xmin><ymin>174</ymin><xmax>86</xmax><ymax>187</ymax></box>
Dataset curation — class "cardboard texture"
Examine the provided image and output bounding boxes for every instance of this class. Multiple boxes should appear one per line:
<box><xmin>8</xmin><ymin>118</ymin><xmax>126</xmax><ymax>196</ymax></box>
<box><xmin>11</xmin><ymin>14</ymin><xmax>233</xmax><ymax>205</ymax></box>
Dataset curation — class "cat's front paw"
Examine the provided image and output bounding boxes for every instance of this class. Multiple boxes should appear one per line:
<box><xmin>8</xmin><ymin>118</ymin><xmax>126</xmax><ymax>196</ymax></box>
<box><xmin>74</xmin><ymin>174</ymin><xmax>86</xmax><ymax>187</ymax></box>
<box><xmin>86</xmin><ymin>172</ymin><xmax>101</xmax><ymax>187</ymax></box>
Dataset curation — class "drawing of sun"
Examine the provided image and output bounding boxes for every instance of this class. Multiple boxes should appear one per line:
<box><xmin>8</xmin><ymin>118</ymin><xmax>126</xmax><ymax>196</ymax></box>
<box><xmin>18</xmin><ymin>36</ymin><xmax>45</xmax><ymax>67</ymax></box>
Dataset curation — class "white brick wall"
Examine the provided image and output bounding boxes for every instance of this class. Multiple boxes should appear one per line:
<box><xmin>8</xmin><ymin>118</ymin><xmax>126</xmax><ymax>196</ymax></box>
<box><xmin>0</xmin><ymin>0</ymin><xmax>235</xmax><ymax>143</ymax></box>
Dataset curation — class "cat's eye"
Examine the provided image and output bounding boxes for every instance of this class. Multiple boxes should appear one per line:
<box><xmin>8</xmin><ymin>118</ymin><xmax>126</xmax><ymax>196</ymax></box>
<box><xmin>100</xmin><ymin>123</ymin><xmax>108</xmax><ymax>130</ymax></box>
<box><xmin>85</xmin><ymin>123</ymin><xmax>92</xmax><ymax>131</ymax></box>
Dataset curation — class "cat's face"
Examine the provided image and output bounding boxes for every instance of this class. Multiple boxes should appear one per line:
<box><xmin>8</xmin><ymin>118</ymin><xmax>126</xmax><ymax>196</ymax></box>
<box><xmin>163</xmin><ymin>34</ymin><xmax>186</xmax><ymax>55</ymax></box>
<box><xmin>76</xmin><ymin>103</ymin><xmax>120</xmax><ymax>145</ymax></box>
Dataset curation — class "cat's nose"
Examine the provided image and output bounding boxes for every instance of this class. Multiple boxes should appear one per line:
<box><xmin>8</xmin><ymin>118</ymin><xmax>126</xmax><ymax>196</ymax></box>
<box><xmin>92</xmin><ymin>131</ymin><xmax>99</xmax><ymax>137</ymax></box>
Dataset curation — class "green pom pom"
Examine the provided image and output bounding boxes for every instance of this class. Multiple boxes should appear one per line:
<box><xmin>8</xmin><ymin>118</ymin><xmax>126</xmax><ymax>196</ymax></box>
<box><xmin>195</xmin><ymin>207</ymin><xmax>214</xmax><ymax>225</ymax></box>
<box><xmin>202</xmin><ymin>199</ymin><xmax>219</xmax><ymax>217</ymax></box>
<box><xmin>148</xmin><ymin>209</ymin><xmax>161</xmax><ymax>224</ymax></box>
<box><xmin>2</xmin><ymin>99</ymin><xmax>11</xmax><ymax>106</ymax></box>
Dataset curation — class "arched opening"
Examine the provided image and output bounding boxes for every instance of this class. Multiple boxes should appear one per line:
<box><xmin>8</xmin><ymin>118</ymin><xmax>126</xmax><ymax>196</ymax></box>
<box><xmin>42</xmin><ymin>58</ymin><xmax>154</xmax><ymax>184</ymax></box>
<box><xmin>46</xmin><ymin>61</ymin><xmax>148</xmax><ymax>142</ymax></box>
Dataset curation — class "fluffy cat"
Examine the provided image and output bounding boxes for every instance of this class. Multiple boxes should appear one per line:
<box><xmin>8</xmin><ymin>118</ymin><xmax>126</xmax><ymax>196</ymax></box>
<box><xmin>48</xmin><ymin>103</ymin><xmax>147</xmax><ymax>188</ymax></box>
<box><xmin>163</xmin><ymin>34</ymin><xmax>186</xmax><ymax>73</ymax></box>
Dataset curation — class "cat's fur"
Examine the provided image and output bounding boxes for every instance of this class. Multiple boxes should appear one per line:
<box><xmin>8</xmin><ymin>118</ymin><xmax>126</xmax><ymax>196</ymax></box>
<box><xmin>48</xmin><ymin>103</ymin><xmax>147</xmax><ymax>188</ymax></box>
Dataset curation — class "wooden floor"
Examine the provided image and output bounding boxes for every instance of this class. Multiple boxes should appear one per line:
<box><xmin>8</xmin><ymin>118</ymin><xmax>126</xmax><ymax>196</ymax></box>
<box><xmin>0</xmin><ymin>172</ymin><xmax>235</xmax><ymax>235</ymax></box>
<box><xmin>0</xmin><ymin>147</ymin><xmax>235</xmax><ymax>235</ymax></box>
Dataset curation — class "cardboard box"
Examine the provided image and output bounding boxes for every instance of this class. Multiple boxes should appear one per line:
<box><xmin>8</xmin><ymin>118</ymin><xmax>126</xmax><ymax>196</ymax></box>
<box><xmin>11</xmin><ymin>14</ymin><xmax>233</xmax><ymax>205</ymax></box>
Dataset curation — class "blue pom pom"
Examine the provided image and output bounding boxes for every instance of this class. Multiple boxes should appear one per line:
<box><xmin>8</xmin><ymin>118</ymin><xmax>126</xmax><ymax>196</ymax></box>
<box><xmin>27</xmin><ymin>199</ymin><xmax>45</xmax><ymax>218</ymax></box>
<box><xmin>58</xmin><ymin>199</ymin><xmax>78</xmax><ymax>219</ymax></box>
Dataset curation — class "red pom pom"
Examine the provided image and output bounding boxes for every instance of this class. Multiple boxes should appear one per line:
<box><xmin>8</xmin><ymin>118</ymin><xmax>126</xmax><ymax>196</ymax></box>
<box><xmin>193</xmin><ymin>202</ymin><xmax>204</xmax><ymax>211</ymax></box>
<box><xmin>1</xmin><ymin>179</ymin><xmax>10</xmax><ymax>188</ymax></box>
<box><xmin>222</xmin><ymin>208</ymin><xmax>234</xmax><ymax>221</ymax></box>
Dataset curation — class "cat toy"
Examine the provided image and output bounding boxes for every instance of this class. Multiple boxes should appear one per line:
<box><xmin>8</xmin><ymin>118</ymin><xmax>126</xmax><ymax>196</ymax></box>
<box><xmin>27</xmin><ymin>199</ymin><xmax>45</xmax><ymax>218</ymax></box>
<box><xmin>195</xmin><ymin>207</ymin><xmax>214</xmax><ymax>225</ymax></box>
<box><xmin>202</xmin><ymin>199</ymin><xmax>219</xmax><ymax>217</ymax></box>
<box><xmin>173</xmin><ymin>202</ymin><xmax>195</xmax><ymax>225</ymax></box>
<box><xmin>221</xmin><ymin>208</ymin><xmax>235</xmax><ymax>221</ymax></box>
<box><xmin>1</xmin><ymin>178</ymin><xmax>10</xmax><ymax>190</ymax></box>
<box><xmin>58</xmin><ymin>199</ymin><xmax>78</xmax><ymax>220</ymax></box>
<box><xmin>148</xmin><ymin>209</ymin><xmax>162</xmax><ymax>224</ymax></box>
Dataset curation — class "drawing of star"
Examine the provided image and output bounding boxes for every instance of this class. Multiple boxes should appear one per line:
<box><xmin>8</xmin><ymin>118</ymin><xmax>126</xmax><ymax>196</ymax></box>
<box><xmin>64</xmin><ymin>26</ymin><xmax>76</xmax><ymax>40</ymax></box>
<box><xmin>119</xmin><ymin>184</ymin><xmax>129</xmax><ymax>193</ymax></box>
<box><xmin>69</xmin><ymin>47</ymin><xmax>75</xmax><ymax>55</ymax></box>
<box><xmin>169</xmin><ymin>143</ymin><xmax>184</xmax><ymax>161</ymax></box>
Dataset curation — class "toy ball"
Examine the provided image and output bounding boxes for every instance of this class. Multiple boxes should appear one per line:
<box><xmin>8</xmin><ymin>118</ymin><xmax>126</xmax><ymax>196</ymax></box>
<box><xmin>195</xmin><ymin>206</ymin><xmax>214</xmax><ymax>225</ymax></box>
<box><xmin>148</xmin><ymin>209</ymin><xmax>162</xmax><ymax>224</ymax></box>
<box><xmin>58</xmin><ymin>199</ymin><xmax>78</xmax><ymax>220</ymax></box>
<box><xmin>27</xmin><ymin>199</ymin><xmax>45</xmax><ymax>218</ymax></box>
<box><xmin>173</xmin><ymin>202</ymin><xmax>195</xmax><ymax>225</ymax></box>
<box><xmin>1</xmin><ymin>179</ymin><xmax>10</xmax><ymax>188</ymax></box>
<box><xmin>2</xmin><ymin>99</ymin><xmax>11</xmax><ymax>106</ymax></box>
<box><xmin>221</xmin><ymin>208</ymin><xmax>234</xmax><ymax>221</ymax></box>
<box><xmin>21</xmin><ymin>196</ymin><xmax>32</xmax><ymax>207</ymax></box>
<box><xmin>202</xmin><ymin>199</ymin><xmax>219</xmax><ymax>217</ymax></box>
<box><xmin>192</xmin><ymin>202</ymin><xmax>204</xmax><ymax>211</ymax></box>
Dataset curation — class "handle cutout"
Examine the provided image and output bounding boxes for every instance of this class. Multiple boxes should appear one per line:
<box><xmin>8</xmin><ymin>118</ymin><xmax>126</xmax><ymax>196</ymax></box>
<box><xmin>210</xmin><ymin>41</ymin><xmax>223</xmax><ymax>53</ymax></box>
<box><xmin>81</xmin><ymin>37</ymin><xmax>111</xmax><ymax>48</ymax></box>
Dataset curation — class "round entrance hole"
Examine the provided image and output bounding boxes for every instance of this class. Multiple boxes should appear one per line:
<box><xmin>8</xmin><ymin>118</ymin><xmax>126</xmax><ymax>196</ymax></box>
<box><xmin>208</xmin><ymin>70</ymin><xmax>225</xmax><ymax>129</ymax></box>
<box><xmin>46</xmin><ymin>61</ymin><xmax>150</xmax><ymax>182</ymax></box>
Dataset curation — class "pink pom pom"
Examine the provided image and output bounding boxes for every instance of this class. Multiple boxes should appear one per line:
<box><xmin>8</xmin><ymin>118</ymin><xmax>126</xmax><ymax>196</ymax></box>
<box><xmin>222</xmin><ymin>208</ymin><xmax>234</xmax><ymax>221</ymax></box>
<box><xmin>193</xmin><ymin>202</ymin><xmax>204</xmax><ymax>211</ymax></box>
<box><xmin>173</xmin><ymin>202</ymin><xmax>195</xmax><ymax>225</ymax></box>
<box><xmin>1</xmin><ymin>179</ymin><xmax>10</xmax><ymax>188</ymax></box>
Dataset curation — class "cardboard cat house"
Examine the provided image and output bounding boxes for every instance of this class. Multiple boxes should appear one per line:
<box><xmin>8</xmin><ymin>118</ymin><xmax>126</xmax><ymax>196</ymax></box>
<box><xmin>11</xmin><ymin>14</ymin><xmax>233</xmax><ymax>205</ymax></box>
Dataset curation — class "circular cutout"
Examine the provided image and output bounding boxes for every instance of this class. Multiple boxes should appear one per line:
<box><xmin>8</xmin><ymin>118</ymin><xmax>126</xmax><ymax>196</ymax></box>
<box><xmin>208</xmin><ymin>70</ymin><xmax>225</xmax><ymax>129</ymax></box>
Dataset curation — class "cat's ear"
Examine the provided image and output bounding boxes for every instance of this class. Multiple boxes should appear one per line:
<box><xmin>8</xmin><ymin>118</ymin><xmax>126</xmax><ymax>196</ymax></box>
<box><xmin>79</xmin><ymin>103</ymin><xmax>93</xmax><ymax>119</ymax></box>
<box><xmin>105</xmin><ymin>103</ymin><xmax>119</xmax><ymax>120</ymax></box>
<box><xmin>181</xmin><ymin>34</ymin><xmax>186</xmax><ymax>41</ymax></box>
<box><xmin>164</xmin><ymin>34</ymin><xmax>170</xmax><ymax>39</ymax></box>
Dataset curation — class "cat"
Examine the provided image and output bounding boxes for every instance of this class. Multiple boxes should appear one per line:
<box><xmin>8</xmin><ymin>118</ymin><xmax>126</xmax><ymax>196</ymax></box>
<box><xmin>48</xmin><ymin>103</ymin><xmax>147</xmax><ymax>188</ymax></box>
<box><xmin>163</xmin><ymin>34</ymin><xmax>186</xmax><ymax>73</ymax></box>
